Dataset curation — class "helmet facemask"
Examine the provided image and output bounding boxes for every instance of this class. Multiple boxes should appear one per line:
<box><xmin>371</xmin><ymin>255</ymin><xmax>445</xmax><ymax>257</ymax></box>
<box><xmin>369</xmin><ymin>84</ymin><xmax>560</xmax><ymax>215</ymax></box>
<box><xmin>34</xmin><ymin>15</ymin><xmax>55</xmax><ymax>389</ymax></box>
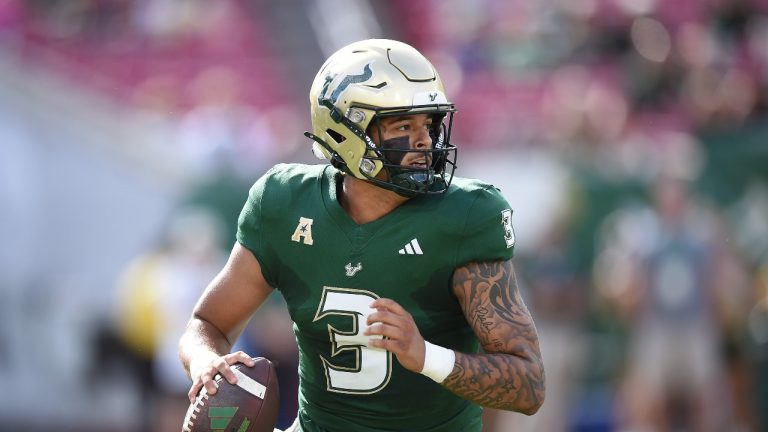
<box><xmin>362</xmin><ymin>111</ymin><xmax>457</xmax><ymax>197</ymax></box>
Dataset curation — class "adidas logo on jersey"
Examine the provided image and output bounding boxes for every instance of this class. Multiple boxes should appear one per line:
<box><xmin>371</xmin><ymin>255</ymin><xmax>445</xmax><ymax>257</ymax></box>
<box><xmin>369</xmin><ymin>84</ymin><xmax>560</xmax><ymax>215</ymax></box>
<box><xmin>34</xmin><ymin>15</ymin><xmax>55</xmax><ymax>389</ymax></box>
<box><xmin>398</xmin><ymin>238</ymin><xmax>423</xmax><ymax>255</ymax></box>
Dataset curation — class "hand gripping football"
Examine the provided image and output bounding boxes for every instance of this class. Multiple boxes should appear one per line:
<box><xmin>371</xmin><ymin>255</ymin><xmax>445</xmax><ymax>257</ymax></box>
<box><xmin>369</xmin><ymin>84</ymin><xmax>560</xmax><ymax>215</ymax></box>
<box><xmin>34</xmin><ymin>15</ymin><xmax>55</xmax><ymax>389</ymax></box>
<box><xmin>183</xmin><ymin>357</ymin><xmax>280</xmax><ymax>432</ymax></box>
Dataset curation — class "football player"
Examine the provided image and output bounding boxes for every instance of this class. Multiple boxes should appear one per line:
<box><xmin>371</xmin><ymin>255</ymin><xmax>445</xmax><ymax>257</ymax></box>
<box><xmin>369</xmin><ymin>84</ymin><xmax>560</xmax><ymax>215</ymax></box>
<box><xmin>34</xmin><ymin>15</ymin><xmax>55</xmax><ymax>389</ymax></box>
<box><xmin>179</xmin><ymin>39</ymin><xmax>545</xmax><ymax>431</ymax></box>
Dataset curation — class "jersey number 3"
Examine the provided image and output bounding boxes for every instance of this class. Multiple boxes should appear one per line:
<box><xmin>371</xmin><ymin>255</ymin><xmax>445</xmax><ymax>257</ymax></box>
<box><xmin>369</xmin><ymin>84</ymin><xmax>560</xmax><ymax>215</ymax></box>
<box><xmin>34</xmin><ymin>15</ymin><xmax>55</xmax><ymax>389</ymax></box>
<box><xmin>313</xmin><ymin>287</ymin><xmax>392</xmax><ymax>394</ymax></box>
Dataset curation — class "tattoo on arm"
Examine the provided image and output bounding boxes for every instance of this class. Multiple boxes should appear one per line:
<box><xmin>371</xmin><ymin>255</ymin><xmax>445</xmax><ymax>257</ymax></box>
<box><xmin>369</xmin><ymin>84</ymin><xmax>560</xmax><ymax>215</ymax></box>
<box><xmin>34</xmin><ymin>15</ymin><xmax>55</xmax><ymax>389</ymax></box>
<box><xmin>444</xmin><ymin>260</ymin><xmax>545</xmax><ymax>413</ymax></box>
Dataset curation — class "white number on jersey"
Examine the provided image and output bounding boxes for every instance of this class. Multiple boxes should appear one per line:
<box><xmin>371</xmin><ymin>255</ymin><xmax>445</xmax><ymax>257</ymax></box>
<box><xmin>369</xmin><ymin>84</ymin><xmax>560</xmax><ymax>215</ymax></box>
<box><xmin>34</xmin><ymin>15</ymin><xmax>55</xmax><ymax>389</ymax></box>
<box><xmin>313</xmin><ymin>287</ymin><xmax>392</xmax><ymax>394</ymax></box>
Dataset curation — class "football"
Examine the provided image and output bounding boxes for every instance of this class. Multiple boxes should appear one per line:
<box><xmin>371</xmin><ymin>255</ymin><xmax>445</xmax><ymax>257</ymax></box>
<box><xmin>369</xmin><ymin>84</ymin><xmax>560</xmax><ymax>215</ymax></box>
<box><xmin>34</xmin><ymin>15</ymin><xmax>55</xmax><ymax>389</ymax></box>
<box><xmin>183</xmin><ymin>357</ymin><xmax>280</xmax><ymax>432</ymax></box>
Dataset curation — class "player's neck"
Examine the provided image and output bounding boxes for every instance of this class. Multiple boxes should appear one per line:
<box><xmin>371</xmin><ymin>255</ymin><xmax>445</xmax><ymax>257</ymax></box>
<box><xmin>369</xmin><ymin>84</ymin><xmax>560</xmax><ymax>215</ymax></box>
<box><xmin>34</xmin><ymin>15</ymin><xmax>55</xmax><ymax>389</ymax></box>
<box><xmin>340</xmin><ymin>175</ymin><xmax>409</xmax><ymax>225</ymax></box>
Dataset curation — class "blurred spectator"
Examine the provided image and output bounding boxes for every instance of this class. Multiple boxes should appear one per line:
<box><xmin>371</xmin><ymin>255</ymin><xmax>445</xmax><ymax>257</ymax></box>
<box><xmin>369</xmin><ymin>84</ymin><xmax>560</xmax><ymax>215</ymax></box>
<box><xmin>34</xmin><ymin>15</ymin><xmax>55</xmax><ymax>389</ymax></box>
<box><xmin>594</xmin><ymin>173</ymin><xmax>731</xmax><ymax>431</ymax></box>
<box><xmin>114</xmin><ymin>207</ymin><xmax>226</xmax><ymax>432</ymax></box>
<box><xmin>107</xmin><ymin>249</ymin><xmax>165</xmax><ymax>431</ymax></box>
<box><xmin>726</xmin><ymin>180</ymin><xmax>768</xmax><ymax>430</ymax></box>
<box><xmin>748</xmin><ymin>263</ymin><xmax>768</xmax><ymax>430</ymax></box>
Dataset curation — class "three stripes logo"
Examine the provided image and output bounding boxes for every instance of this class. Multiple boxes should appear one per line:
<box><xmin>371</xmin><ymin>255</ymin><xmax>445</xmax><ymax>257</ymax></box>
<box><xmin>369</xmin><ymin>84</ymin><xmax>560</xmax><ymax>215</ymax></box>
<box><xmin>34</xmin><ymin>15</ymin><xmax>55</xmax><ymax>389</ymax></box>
<box><xmin>398</xmin><ymin>238</ymin><xmax>423</xmax><ymax>255</ymax></box>
<box><xmin>207</xmin><ymin>407</ymin><xmax>251</xmax><ymax>432</ymax></box>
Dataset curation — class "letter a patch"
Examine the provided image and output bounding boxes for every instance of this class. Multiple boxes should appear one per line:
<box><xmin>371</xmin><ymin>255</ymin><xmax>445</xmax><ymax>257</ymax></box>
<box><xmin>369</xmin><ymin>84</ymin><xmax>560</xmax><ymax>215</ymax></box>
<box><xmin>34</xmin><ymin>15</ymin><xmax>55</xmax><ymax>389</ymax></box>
<box><xmin>291</xmin><ymin>217</ymin><xmax>314</xmax><ymax>245</ymax></box>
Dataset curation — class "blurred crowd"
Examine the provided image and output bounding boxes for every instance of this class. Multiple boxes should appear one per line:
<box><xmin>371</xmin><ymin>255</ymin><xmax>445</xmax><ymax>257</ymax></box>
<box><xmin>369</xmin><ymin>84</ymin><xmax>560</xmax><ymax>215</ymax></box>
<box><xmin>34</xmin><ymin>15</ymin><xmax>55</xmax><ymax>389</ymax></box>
<box><xmin>2</xmin><ymin>0</ymin><xmax>303</xmax><ymax>179</ymax></box>
<box><xmin>1</xmin><ymin>0</ymin><xmax>767</xmax><ymax>431</ymax></box>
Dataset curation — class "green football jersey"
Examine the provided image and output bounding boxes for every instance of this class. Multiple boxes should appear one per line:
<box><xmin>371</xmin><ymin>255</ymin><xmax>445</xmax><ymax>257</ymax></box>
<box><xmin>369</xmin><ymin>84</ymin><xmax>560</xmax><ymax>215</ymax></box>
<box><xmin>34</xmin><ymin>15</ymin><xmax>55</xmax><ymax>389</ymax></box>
<box><xmin>237</xmin><ymin>164</ymin><xmax>516</xmax><ymax>432</ymax></box>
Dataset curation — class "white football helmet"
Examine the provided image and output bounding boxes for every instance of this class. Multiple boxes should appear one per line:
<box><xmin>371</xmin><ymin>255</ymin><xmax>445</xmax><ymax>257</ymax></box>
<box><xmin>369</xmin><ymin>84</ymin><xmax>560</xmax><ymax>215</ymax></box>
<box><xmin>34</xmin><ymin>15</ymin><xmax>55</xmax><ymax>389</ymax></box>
<box><xmin>305</xmin><ymin>39</ymin><xmax>457</xmax><ymax>196</ymax></box>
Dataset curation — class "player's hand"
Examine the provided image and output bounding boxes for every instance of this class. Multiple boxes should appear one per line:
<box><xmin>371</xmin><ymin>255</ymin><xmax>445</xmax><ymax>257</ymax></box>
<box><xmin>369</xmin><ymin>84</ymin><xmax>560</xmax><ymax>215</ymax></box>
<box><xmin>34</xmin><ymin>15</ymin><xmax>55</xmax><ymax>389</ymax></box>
<box><xmin>365</xmin><ymin>298</ymin><xmax>426</xmax><ymax>373</ymax></box>
<box><xmin>187</xmin><ymin>351</ymin><xmax>255</xmax><ymax>403</ymax></box>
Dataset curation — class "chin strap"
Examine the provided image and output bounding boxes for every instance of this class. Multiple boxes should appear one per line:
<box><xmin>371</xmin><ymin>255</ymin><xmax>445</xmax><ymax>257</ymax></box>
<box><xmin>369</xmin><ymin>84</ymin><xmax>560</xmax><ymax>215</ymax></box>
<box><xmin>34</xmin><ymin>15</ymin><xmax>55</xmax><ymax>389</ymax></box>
<box><xmin>304</xmin><ymin>131</ymin><xmax>350</xmax><ymax>172</ymax></box>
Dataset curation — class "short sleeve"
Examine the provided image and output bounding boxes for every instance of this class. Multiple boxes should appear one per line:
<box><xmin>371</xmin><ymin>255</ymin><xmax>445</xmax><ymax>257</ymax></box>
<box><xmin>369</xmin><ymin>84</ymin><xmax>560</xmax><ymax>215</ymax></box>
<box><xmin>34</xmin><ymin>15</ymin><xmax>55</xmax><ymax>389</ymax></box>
<box><xmin>455</xmin><ymin>185</ymin><xmax>516</xmax><ymax>266</ymax></box>
<box><xmin>236</xmin><ymin>168</ymin><xmax>278</xmax><ymax>287</ymax></box>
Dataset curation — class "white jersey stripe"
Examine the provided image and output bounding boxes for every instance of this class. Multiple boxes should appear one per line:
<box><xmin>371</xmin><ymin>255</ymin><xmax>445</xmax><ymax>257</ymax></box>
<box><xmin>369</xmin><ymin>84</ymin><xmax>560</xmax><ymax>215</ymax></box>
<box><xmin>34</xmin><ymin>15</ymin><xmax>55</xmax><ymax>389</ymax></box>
<box><xmin>411</xmin><ymin>239</ymin><xmax>423</xmax><ymax>255</ymax></box>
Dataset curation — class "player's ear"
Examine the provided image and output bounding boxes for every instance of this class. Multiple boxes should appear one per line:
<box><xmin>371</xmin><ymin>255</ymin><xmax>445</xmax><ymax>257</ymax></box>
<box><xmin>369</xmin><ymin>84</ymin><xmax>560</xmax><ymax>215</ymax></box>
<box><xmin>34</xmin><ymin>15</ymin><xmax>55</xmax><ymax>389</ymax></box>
<box><xmin>366</xmin><ymin>118</ymin><xmax>381</xmax><ymax>145</ymax></box>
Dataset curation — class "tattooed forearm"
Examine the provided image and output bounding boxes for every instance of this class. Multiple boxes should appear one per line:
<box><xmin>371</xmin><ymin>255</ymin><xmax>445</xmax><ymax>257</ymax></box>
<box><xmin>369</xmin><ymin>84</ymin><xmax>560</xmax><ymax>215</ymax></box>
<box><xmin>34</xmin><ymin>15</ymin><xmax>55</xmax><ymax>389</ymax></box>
<box><xmin>445</xmin><ymin>260</ymin><xmax>545</xmax><ymax>414</ymax></box>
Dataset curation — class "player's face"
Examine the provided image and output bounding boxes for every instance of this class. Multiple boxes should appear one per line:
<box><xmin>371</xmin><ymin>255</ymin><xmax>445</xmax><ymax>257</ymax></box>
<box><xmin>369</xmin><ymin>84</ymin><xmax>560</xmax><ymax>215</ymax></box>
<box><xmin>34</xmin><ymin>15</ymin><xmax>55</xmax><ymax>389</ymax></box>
<box><xmin>370</xmin><ymin>114</ymin><xmax>434</xmax><ymax>169</ymax></box>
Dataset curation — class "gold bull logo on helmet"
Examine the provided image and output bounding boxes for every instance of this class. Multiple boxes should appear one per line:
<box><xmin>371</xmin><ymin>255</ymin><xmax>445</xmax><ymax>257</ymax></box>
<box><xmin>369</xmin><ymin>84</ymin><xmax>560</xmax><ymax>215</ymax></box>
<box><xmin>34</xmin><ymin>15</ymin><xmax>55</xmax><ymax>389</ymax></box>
<box><xmin>320</xmin><ymin>63</ymin><xmax>374</xmax><ymax>107</ymax></box>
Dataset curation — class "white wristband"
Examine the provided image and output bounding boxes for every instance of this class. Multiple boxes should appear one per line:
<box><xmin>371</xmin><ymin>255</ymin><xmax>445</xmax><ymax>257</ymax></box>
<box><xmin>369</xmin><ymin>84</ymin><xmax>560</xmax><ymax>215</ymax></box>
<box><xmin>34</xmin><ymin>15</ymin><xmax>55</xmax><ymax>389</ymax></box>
<box><xmin>421</xmin><ymin>341</ymin><xmax>455</xmax><ymax>383</ymax></box>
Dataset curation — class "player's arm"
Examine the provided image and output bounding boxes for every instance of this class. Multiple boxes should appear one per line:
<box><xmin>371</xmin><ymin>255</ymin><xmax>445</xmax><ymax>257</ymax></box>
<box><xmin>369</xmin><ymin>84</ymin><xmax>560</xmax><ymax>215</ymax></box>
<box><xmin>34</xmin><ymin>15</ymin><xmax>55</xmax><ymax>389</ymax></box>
<box><xmin>178</xmin><ymin>242</ymin><xmax>274</xmax><ymax>402</ymax></box>
<box><xmin>445</xmin><ymin>259</ymin><xmax>545</xmax><ymax>413</ymax></box>
<box><xmin>366</xmin><ymin>258</ymin><xmax>544</xmax><ymax>414</ymax></box>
